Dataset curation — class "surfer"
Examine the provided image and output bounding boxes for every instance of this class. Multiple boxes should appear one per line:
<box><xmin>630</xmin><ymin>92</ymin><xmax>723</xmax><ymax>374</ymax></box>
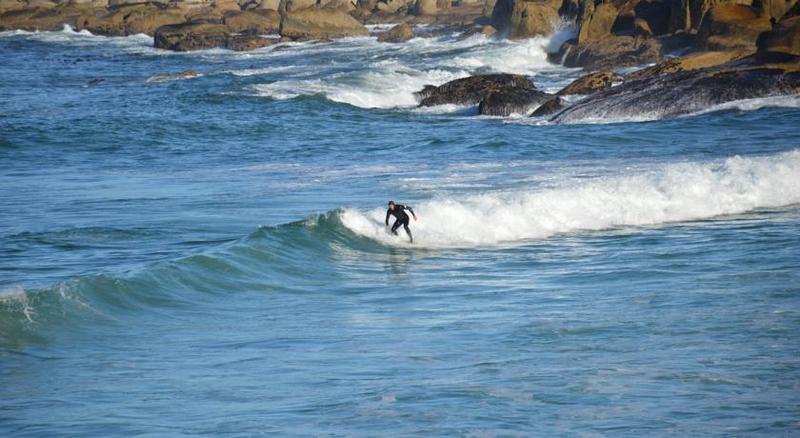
<box><xmin>385</xmin><ymin>201</ymin><xmax>417</xmax><ymax>243</ymax></box>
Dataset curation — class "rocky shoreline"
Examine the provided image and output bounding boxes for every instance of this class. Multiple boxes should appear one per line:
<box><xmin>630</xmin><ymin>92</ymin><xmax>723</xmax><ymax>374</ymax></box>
<box><xmin>2</xmin><ymin>0</ymin><xmax>798</xmax><ymax>121</ymax></box>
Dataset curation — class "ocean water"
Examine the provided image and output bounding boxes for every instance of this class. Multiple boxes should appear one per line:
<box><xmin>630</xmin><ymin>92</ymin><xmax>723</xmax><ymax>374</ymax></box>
<box><xmin>2</xmin><ymin>26</ymin><xmax>800</xmax><ymax>435</ymax></box>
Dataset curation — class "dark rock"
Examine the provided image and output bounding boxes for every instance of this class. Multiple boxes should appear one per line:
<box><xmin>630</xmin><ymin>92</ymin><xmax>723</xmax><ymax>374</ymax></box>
<box><xmin>478</xmin><ymin>88</ymin><xmax>553</xmax><ymax>116</ymax></box>
<box><xmin>530</xmin><ymin>96</ymin><xmax>563</xmax><ymax>117</ymax></box>
<box><xmin>551</xmin><ymin>62</ymin><xmax>800</xmax><ymax>124</ymax></box>
<box><xmin>557</xmin><ymin>70</ymin><xmax>622</xmax><ymax>95</ymax></box>
<box><xmin>416</xmin><ymin>73</ymin><xmax>534</xmax><ymax>106</ymax></box>
<box><xmin>377</xmin><ymin>22</ymin><xmax>414</xmax><ymax>42</ymax></box>
<box><xmin>154</xmin><ymin>23</ymin><xmax>230</xmax><ymax>51</ymax></box>
<box><xmin>226</xmin><ymin>34</ymin><xmax>275</xmax><ymax>50</ymax></box>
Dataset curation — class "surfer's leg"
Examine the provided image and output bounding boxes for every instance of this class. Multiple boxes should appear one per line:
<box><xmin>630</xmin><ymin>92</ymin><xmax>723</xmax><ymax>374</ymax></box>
<box><xmin>403</xmin><ymin>221</ymin><xmax>413</xmax><ymax>243</ymax></box>
<box><xmin>391</xmin><ymin>220</ymin><xmax>401</xmax><ymax>235</ymax></box>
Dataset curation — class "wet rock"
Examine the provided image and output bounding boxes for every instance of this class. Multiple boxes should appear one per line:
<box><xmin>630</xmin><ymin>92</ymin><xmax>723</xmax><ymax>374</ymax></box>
<box><xmin>413</xmin><ymin>0</ymin><xmax>437</xmax><ymax>15</ymax></box>
<box><xmin>225</xmin><ymin>33</ymin><xmax>274</xmax><ymax>49</ymax></box>
<box><xmin>377</xmin><ymin>22</ymin><xmax>413</xmax><ymax>42</ymax></box>
<box><xmin>478</xmin><ymin>88</ymin><xmax>553</xmax><ymax>116</ymax></box>
<box><xmin>551</xmin><ymin>61</ymin><xmax>800</xmax><ymax>124</ymax></box>
<box><xmin>154</xmin><ymin>22</ymin><xmax>229</xmax><ymax>51</ymax></box>
<box><xmin>279</xmin><ymin>7</ymin><xmax>369</xmax><ymax>40</ymax></box>
<box><xmin>557</xmin><ymin>70</ymin><xmax>622</xmax><ymax>96</ymax></box>
<box><xmin>530</xmin><ymin>96</ymin><xmax>563</xmax><ymax>117</ymax></box>
<box><xmin>416</xmin><ymin>73</ymin><xmax>534</xmax><ymax>106</ymax></box>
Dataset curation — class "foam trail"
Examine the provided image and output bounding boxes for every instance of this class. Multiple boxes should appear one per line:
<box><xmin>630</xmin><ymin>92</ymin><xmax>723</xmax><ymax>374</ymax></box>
<box><xmin>341</xmin><ymin>150</ymin><xmax>800</xmax><ymax>247</ymax></box>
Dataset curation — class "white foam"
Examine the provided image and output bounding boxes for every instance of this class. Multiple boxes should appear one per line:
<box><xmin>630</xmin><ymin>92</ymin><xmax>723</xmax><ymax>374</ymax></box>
<box><xmin>341</xmin><ymin>150</ymin><xmax>800</xmax><ymax>247</ymax></box>
<box><xmin>687</xmin><ymin>95</ymin><xmax>800</xmax><ymax>117</ymax></box>
<box><xmin>253</xmin><ymin>62</ymin><xmax>468</xmax><ymax>108</ymax></box>
<box><xmin>249</xmin><ymin>30</ymin><xmax>573</xmax><ymax>109</ymax></box>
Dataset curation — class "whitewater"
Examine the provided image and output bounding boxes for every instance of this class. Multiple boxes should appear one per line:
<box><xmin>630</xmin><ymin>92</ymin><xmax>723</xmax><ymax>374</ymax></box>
<box><xmin>1</xmin><ymin>25</ymin><xmax>800</xmax><ymax>436</ymax></box>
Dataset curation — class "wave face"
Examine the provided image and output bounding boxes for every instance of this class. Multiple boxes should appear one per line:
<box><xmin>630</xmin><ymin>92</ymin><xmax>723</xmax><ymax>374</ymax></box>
<box><xmin>342</xmin><ymin>150</ymin><xmax>800</xmax><ymax>247</ymax></box>
<box><xmin>4</xmin><ymin>149</ymin><xmax>798</xmax><ymax>346</ymax></box>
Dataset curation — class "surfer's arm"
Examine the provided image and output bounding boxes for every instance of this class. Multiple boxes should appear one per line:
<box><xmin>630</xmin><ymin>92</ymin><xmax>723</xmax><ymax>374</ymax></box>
<box><xmin>385</xmin><ymin>209</ymin><xmax>391</xmax><ymax>226</ymax></box>
<box><xmin>408</xmin><ymin>207</ymin><xmax>417</xmax><ymax>220</ymax></box>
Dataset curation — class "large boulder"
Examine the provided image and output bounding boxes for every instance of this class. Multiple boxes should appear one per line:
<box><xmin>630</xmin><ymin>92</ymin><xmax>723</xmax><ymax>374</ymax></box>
<box><xmin>697</xmin><ymin>5</ymin><xmax>771</xmax><ymax>51</ymax></box>
<box><xmin>758</xmin><ymin>0</ymin><xmax>799</xmax><ymax>22</ymax></box>
<box><xmin>530</xmin><ymin>96</ymin><xmax>563</xmax><ymax>116</ymax></box>
<box><xmin>281</xmin><ymin>0</ymin><xmax>316</xmax><ymax>12</ymax></box>
<box><xmin>377</xmin><ymin>22</ymin><xmax>414</xmax><ymax>42</ymax></box>
<box><xmin>508</xmin><ymin>0</ymin><xmax>559</xmax><ymax>38</ymax></box>
<box><xmin>375</xmin><ymin>0</ymin><xmax>411</xmax><ymax>13</ymax></box>
<box><xmin>225</xmin><ymin>33</ymin><xmax>275</xmax><ymax>49</ymax></box>
<box><xmin>558</xmin><ymin>35</ymin><xmax>663</xmax><ymax>70</ymax></box>
<box><xmin>279</xmin><ymin>7</ymin><xmax>369</xmax><ymax>39</ymax></box>
<box><xmin>416</xmin><ymin>73</ymin><xmax>535</xmax><ymax>106</ymax></box>
<box><xmin>413</xmin><ymin>0</ymin><xmax>437</xmax><ymax>14</ymax></box>
<box><xmin>77</xmin><ymin>3</ymin><xmax>186</xmax><ymax>36</ymax></box>
<box><xmin>478</xmin><ymin>88</ymin><xmax>554</xmax><ymax>116</ymax></box>
<box><xmin>154</xmin><ymin>22</ymin><xmax>230</xmax><ymax>50</ymax></box>
<box><xmin>577</xmin><ymin>2</ymin><xmax>616</xmax><ymax>44</ymax></box>
<box><xmin>757</xmin><ymin>16</ymin><xmax>800</xmax><ymax>57</ymax></box>
<box><xmin>624</xmin><ymin>50</ymin><xmax>750</xmax><ymax>81</ymax></box>
<box><xmin>689</xmin><ymin>0</ymin><xmax>754</xmax><ymax>32</ymax></box>
<box><xmin>557</xmin><ymin>70</ymin><xmax>622</xmax><ymax>95</ymax></box>
<box><xmin>222</xmin><ymin>9</ymin><xmax>280</xmax><ymax>33</ymax></box>
<box><xmin>0</xmin><ymin>4</ymin><xmax>92</xmax><ymax>31</ymax></box>
<box><xmin>491</xmin><ymin>0</ymin><xmax>560</xmax><ymax>38</ymax></box>
<box><xmin>550</xmin><ymin>62</ymin><xmax>800</xmax><ymax>123</ymax></box>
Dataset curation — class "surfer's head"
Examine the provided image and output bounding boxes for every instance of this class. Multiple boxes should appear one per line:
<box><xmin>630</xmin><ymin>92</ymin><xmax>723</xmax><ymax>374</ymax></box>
<box><xmin>388</xmin><ymin>201</ymin><xmax>395</xmax><ymax>210</ymax></box>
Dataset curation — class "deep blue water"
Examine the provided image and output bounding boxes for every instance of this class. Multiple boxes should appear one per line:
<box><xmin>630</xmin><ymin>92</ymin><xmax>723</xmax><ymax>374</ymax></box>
<box><xmin>1</xmin><ymin>27</ymin><xmax>800</xmax><ymax>435</ymax></box>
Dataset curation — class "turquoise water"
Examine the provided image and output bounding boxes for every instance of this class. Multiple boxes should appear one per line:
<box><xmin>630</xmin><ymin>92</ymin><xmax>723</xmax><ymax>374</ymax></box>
<box><xmin>2</xmin><ymin>27</ymin><xmax>800</xmax><ymax>435</ymax></box>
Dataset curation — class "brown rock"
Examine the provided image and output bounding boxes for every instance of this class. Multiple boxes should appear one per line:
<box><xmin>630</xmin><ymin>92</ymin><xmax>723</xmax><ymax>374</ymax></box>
<box><xmin>689</xmin><ymin>0</ymin><xmax>753</xmax><ymax>32</ymax></box>
<box><xmin>279</xmin><ymin>7</ymin><xmax>369</xmax><ymax>40</ymax></box>
<box><xmin>577</xmin><ymin>2</ymin><xmax>616</xmax><ymax>44</ymax></box>
<box><xmin>510</xmin><ymin>0</ymin><xmax>559</xmax><ymax>38</ymax></box>
<box><xmin>560</xmin><ymin>35</ymin><xmax>663</xmax><ymax>70</ymax></box>
<box><xmin>154</xmin><ymin>22</ymin><xmax>229</xmax><ymax>50</ymax></box>
<box><xmin>0</xmin><ymin>4</ymin><xmax>92</xmax><ymax>31</ymax></box>
<box><xmin>698</xmin><ymin>5</ymin><xmax>771</xmax><ymax>51</ymax></box>
<box><xmin>414</xmin><ymin>0</ymin><xmax>437</xmax><ymax>15</ymax></box>
<box><xmin>757</xmin><ymin>16</ymin><xmax>800</xmax><ymax>57</ymax></box>
<box><xmin>78</xmin><ymin>3</ymin><xmax>186</xmax><ymax>36</ymax></box>
<box><xmin>624</xmin><ymin>50</ymin><xmax>750</xmax><ymax>81</ymax></box>
<box><xmin>223</xmin><ymin>9</ymin><xmax>279</xmax><ymax>33</ymax></box>
<box><xmin>377</xmin><ymin>22</ymin><xmax>414</xmax><ymax>42</ymax></box>
<box><xmin>557</xmin><ymin>70</ymin><xmax>622</xmax><ymax>95</ymax></box>
<box><xmin>282</xmin><ymin>0</ymin><xmax>316</xmax><ymax>12</ymax></box>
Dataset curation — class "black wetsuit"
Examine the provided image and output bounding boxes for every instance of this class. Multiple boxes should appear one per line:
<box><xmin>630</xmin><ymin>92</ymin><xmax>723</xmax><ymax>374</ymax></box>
<box><xmin>386</xmin><ymin>204</ymin><xmax>415</xmax><ymax>242</ymax></box>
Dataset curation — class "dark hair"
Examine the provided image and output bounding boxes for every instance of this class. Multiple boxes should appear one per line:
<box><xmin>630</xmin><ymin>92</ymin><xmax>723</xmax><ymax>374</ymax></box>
<box><xmin>388</xmin><ymin>201</ymin><xmax>395</xmax><ymax>206</ymax></box>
